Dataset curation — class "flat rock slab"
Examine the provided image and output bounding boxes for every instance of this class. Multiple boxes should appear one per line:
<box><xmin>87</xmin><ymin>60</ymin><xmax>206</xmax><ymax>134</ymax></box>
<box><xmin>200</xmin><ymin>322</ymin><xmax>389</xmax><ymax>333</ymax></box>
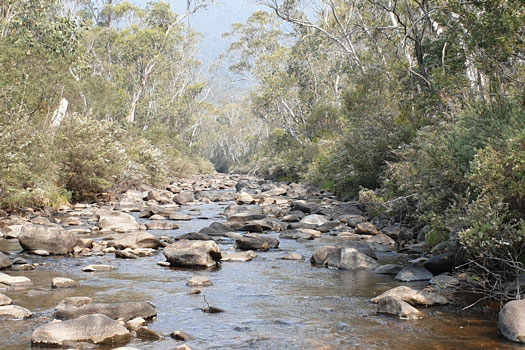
<box><xmin>32</xmin><ymin>314</ymin><xmax>131</xmax><ymax>346</ymax></box>
<box><xmin>52</xmin><ymin>277</ymin><xmax>78</xmax><ymax>289</ymax></box>
<box><xmin>222</xmin><ymin>251</ymin><xmax>257</xmax><ymax>262</ymax></box>
<box><xmin>395</xmin><ymin>266</ymin><xmax>433</xmax><ymax>282</ymax></box>
<box><xmin>374</xmin><ymin>264</ymin><xmax>403</xmax><ymax>275</ymax></box>
<box><xmin>370</xmin><ymin>286</ymin><xmax>448</xmax><ymax>306</ymax></box>
<box><xmin>55</xmin><ymin>298</ymin><xmax>157</xmax><ymax>321</ymax></box>
<box><xmin>281</xmin><ymin>252</ymin><xmax>304</xmax><ymax>261</ymax></box>
<box><xmin>82</xmin><ymin>265</ymin><xmax>115</xmax><ymax>272</ymax></box>
<box><xmin>0</xmin><ymin>304</ymin><xmax>32</xmax><ymax>319</ymax></box>
<box><xmin>186</xmin><ymin>276</ymin><xmax>212</xmax><ymax>287</ymax></box>
<box><xmin>0</xmin><ymin>272</ymin><xmax>32</xmax><ymax>288</ymax></box>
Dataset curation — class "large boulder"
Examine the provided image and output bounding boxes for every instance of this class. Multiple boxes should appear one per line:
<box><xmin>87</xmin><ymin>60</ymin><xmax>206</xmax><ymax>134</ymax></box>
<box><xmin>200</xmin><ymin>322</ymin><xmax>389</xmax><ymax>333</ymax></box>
<box><xmin>370</xmin><ymin>286</ymin><xmax>448</xmax><ymax>306</ymax></box>
<box><xmin>311</xmin><ymin>246</ymin><xmax>377</xmax><ymax>270</ymax></box>
<box><xmin>32</xmin><ymin>314</ymin><xmax>131</xmax><ymax>346</ymax></box>
<box><xmin>0</xmin><ymin>252</ymin><xmax>12</xmax><ymax>269</ymax></box>
<box><xmin>235</xmin><ymin>234</ymin><xmax>279</xmax><ymax>251</ymax></box>
<box><xmin>96</xmin><ymin>210</ymin><xmax>140</xmax><ymax>233</ymax></box>
<box><xmin>299</xmin><ymin>214</ymin><xmax>329</xmax><ymax>227</ymax></box>
<box><xmin>55</xmin><ymin>297</ymin><xmax>156</xmax><ymax>321</ymax></box>
<box><xmin>163</xmin><ymin>240</ymin><xmax>221</xmax><ymax>268</ymax></box>
<box><xmin>18</xmin><ymin>224</ymin><xmax>78</xmax><ymax>255</ymax></box>
<box><xmin>146</xmin><ymin>189</ymin><xmax>173</xmax><ymax>204</ymax></box>
<box><xmin>174</xmin><ymin>191</ymin><xmax>194</xmax><ymax>205</ymax></box>
<box><xmin>106</xmin><ymin>231</ymin><xmax>161</xmax><ymax>250</ymax></box>
<box><xmin>499</xmin><ymin>300</ymin><xmax>525</xmax><ymax>343</ymax></box>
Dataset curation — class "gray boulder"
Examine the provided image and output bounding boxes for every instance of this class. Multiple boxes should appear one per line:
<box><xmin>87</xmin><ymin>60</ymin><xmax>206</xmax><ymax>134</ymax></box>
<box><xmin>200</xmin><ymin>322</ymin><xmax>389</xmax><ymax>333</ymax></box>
<box><xmin>395</xmin><ymin>266</ymin><xmax>433</xmax><ymax>282</ymax></box>
<box><xmin>370</xmin><ymin>286</ymin><xmax>448</xmax><ymax>306</ymax></box>
<box><xmin>106</xmin><ymin>231</ymin><xmax>161</xmax><ymax>250</ymax></box>
<box><xmin>499</xmin><ymin>300</ymin><xmax>525</xmax><ymax>343</ymax></box>
<box><xmin>163</xmin><ymin>240</ymin><xmax>221</xmax><ymax>268</ymax></box>
<box><xmin>18</xmin><ymin>224</ymin><xmax>78</xmax><ymax>255</ymax></box>
<box><xmin>311</xmin><ymin>245</ymin><xmax>377</xmax><ymax>270</ymax></box>
<box><xmin>96</xmin><ymin>210</ymin><xmax>140</xmax><ymax>233</ymax></box>
<box><xmin>32</xmin><ymin>314</ymin><xmax>130</xmax><ymax>346</ymax></box>
<box><xmin>174</xmin><ymin>191</ymin><xmax>194</xmax><ymax>205</ymax></box>
<box><xmin>235</xmin><ymin>234</ymin><xmax>279</xmax><ymax>251</ymax></box>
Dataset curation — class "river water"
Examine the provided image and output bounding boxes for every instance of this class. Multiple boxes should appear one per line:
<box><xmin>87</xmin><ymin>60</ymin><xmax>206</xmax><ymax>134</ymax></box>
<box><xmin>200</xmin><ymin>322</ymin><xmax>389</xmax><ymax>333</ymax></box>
<box><xmin>0</xmin><ymin>201</ymin><xmax>520</xmax><ymax>349</ymax></box>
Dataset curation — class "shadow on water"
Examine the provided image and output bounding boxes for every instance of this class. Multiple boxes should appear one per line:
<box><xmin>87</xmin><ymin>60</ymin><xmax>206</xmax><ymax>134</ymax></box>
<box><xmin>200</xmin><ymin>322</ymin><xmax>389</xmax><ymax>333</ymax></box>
<box><xmin>0</xmin><ymin>202</ymin><xmax>522</xmax><ymax>349</ymax></box>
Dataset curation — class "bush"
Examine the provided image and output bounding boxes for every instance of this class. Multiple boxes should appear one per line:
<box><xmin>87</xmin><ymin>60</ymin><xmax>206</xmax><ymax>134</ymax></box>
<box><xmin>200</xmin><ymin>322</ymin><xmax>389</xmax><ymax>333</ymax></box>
<box><xmin>458</xmin><ymin>129</ymin><xmax>525</xmax><ymax>299</ymax></box>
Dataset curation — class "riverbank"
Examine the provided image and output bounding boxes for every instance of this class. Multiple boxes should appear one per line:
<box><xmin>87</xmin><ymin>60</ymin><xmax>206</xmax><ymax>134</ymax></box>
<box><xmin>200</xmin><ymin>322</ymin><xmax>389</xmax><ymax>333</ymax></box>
<box><xmin>0</xmin><ymin>174</ymin><xmax>521</xmax><ymax>349</ymax></box>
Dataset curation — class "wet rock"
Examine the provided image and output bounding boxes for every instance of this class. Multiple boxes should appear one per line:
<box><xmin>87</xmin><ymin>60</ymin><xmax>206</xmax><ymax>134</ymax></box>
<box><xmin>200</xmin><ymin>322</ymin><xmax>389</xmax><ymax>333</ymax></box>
<box><xmin>174</xmin><ymin>191</ymin><xmax>194</xmax><ymax>205</ymax></box>
<box><xmin>311</xmin><ymin>246</ymin><xmax>377</xmax><ymax>270</ymax></box>
<box><xmin>370</xmin><ymin>286</ymin><xmax>449</xmax><ymax>306</ymax></box>
<box><xmin>186</xmin><ymin>276</ymin><xmax>212</xmax><ymax>287</ymax></box>
<box><xmin>238</xmin><ymin>219</ymin><xmax>275</xmax><ymax>233</ymax></box>
<box><xmin>199</xmin><ymin>222</ymin><xmax>232</xmax><ymax>235</ymax></box>
<box><xmin>176</xmin><ymin>345</ymin><xmax>192</xmax><ymax>350</ymax></box>
<box><xmin>236</xmin><ymin>192</ymin><xmax>255</xmax><ymax>205</ymax></box>
<box><xmin>171</xmin><ymin>330</ymin><xmax>195</xmax><ymax>341</ymax></box>
<box><xmin>374</xmin><ymin>264</ymin><xmax>403</xmax><ymax>275</ymax></box>
<box><xmin>106</xmin><ymin>231</ymin><xmax>161</xmax><ymax>250</ymax></box>
<box><xmin>281</xmin><ymin>213</ymin><xmax>303</xmax><ymax>223</ymax></box>
<box><xmin>157</xmin><ymin>261</ymin><xmax>171</xmax><ymax>267</ymax></box>
<box><xmin>423</xmin><ymin>253</ymin><xmax>455</xmax><ymax>275</ymax></box>
<box><xmin>499</xmin><ymin>300</ymin><xmax>525</xmax><ymax>343</ymax></box>
<box><xmin>0</xmin><ymin>304</ymin><xmax>32</xmax><ymax>319</ymax></box>
<box><xmin>299</xmin><ymin>214</ymin><xmax>329</xmax><ymax>227</ymax></box>
<box><xmin>135</xmin><ymin>326</ymin><xmax>162</xmax><ymax>340</ymax></box>
<box><xmin>147</xmin><ymin>189</ymin><xmax>173</xmax><ymax>204</ymax></box>
<box><xmin>222</xmin><ymin>250</ymin><xmax>257</xmax><ymax>262</ymax></box>
<box><xmin>355</xmin><ymin>222</ymin><xmax>380</xmax><ymax>235</ymax></box>
<box><xmin>149</xmin><ymin>214</ymin><xmax>167</xmax><ymax>220</ymax></box>
<box><xmin>430</xmin><ymin>273</ymin><xmax>460</xmax><ymax>289</ymax></box>
<box><xmin>0</xmin><ymin>252</ymin><xmax>12</xmax><ymax>269</ymax></box>
<box><xmin>281</xmin><ymin>252</ymin><xmax>303</xmax><ymax>261</ymax></box>
<box><xmin>145</xmin><ymin>221</ymin><xmax>179</xmax><ymax>230</ymax></box>
<box><xmin>163</xmin><ymin>240</ymin><xmax>221</xmax><ymax>268</ymax></box>
<box><xmin>176</xmin><ymin>232</ymin><xmax>213</xmax><ymax>241</ymax></box>
<box><xmin>96</xmin><ymin>210</ymin><xmax>140</xmax><ymax>233</ymax></box>
<box><xmin>395</xmin><ymin>266</ymin><xmax>433</xmax><ymax>282</ymax></box>
<box><xmin>115</xmin><ymin>249</ymin><xmax>138</xmax><ymax>259</ymax></box>
<box><xmin>31</xmin><ymin>249</ymin><xmax>50</xmax><ymax>256</ymax></box>
<box><xmin>235</xmin><ymin>234</ymin><xmax>279</xmax><ymax>251</ymax></box>
<box><xmin>32</xmin><ymin>314</ymin><xmax>131</xmax><ymax>346</ymax></box>
<box><xmin>126</xmin><ymin>317</ymin><xmax>146</xmax><ymax>331</ymax></box>
<box><xmin>339</xmin><ymin>248</ymin><xmax>379</xmax><ymax>270</ymax></box>
<box><xmin>52</xmin><ymin>277</ymin><xmax>78</xmax><ymax>289</ymax></box>
<box><xmin>0</xmin><ymin>293</ymin><xmax>12</xmax><ymax>306</ymax></box>
<box><xmin>376</xmin><ymin>296</ymin><xmax>423</xmax><ymax>320</ymax></box>
<box><xmin>169</xmin><ymin>213</ymin><xmax>193</xmax><ymax>221</ymax></box>
<box><xmin>18</xmin><ymin>224</ymin><xmax>78</xmax><ymax>255</ymax></box>
<box><xmin>189</xmin><ymin>288</ymin><xmax>201</xmax><ymax>295</ymax></box>
<box><xmin>279</xmin><ymin>229</ymin><xmax>320</xmax><ymax>240</ymax></box>
<box><xmin>0</xmin><ymin>272</ymin><xmax>32</xmax><ymax>288</ymax></box>
<box><xmin>82</xmin><ymin>264</ymin><xmax>115</xmax><ymax>272</ymax></box>
<box><xmin>55</xmin><ymin>298</ymin><xmax>157</xmax><ymax>321</ymax></box>
<box><xmin>291</xmin><ymin>200</ymin><xmax>320</xmax><ymax>214</ymax></box>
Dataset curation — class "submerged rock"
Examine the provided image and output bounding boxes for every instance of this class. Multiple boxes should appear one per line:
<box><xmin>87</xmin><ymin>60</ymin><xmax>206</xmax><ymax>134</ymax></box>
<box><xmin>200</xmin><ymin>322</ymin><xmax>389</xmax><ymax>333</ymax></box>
<box><xmin>235</xmin><ymin>234</ymin><xmax>279</xmax><ymax>251</ymax></box>
<box><xmin>376</xmin><ymin>296</ymin><xmax>423</xmax><ymax>320</ymax></box>
<box><xmin>370</xmin><ymin>286</ymin><xmax>448</xmax><ymax>306</ymax></box>
<box><xmin>32</xmin><ymin>314</ymin><xmax>131</xmax><ymax>346</ymax></box>
<box><xmin>52</xmin><ymin>277</ymin><xmax>78</xmax><ymax>289</ymax></box>
<box><xmin>55</xmin><ymin>298</ymin><xmax>157</xmax><ymax>321</ymax></box>
<box><xmin>163</xmin><ymin>240</ymin><xmax>221</xmax><ymax>268</ymax></box>
<box><xmin>186</xmin><ymin>276</ymin><xmax>212</xmax><ymax>287</ymax></box>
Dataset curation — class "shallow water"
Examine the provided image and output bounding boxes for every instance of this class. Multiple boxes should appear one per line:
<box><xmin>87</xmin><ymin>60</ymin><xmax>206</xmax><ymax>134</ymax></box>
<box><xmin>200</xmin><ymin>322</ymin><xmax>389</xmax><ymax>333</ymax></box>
<box><xmin>0</xmin><ymin>202</ymin><xmax>521</xmax><ymax>349</ymax></box>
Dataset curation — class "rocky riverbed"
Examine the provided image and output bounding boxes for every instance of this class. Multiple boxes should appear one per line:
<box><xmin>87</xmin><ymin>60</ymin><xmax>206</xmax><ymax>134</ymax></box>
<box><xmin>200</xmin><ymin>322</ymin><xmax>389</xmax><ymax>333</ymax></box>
<box><xmin>0</xmin><ymin>174</ymin><xmax>522</xmax><ymax>349</ymax></box>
